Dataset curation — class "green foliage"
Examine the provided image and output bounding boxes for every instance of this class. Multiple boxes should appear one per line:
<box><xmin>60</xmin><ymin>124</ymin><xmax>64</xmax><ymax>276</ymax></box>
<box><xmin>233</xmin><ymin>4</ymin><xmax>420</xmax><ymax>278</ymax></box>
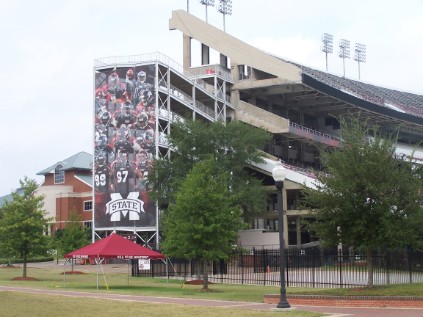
<box><xmin>149</xmin><ymin>119</ymin><xmax>270</xmax><ymax>219</ymax></box>
<box><xmin>303</xmin><ymin>115</ymin><xmax>423</xmax><ymax>251</ymax></box>
<box><xmin>162</xmin><ymin>158</ymin><xmax>242</xmax><ymax>261</ymax></box>
<box><xmin>0</xmin><ymin>177</ymin><xmax>51</xmax><ymax>276</ymax></box>
<box><xmin>55</xmin><ymin>210</ymin><xmax>90</xmax><ymax>255</ymax></box>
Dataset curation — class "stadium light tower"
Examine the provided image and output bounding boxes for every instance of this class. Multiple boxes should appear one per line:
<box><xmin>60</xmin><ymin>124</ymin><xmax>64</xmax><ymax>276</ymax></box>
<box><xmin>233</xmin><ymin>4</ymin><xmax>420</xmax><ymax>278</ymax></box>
<box><xmin>199</xmin><ymin>0</ymin><xmax>215</xmax><ymax>22</ymax></box>
<box><xmin>321</xmin><ymin>33</ymin><xmax>333</xmax><ymax>72</ymax></box>
<box><xmin>354</xmin><ymin>43</ymin><xmax>366</xmax><ymax>80</ymax></box>
<box><xmin>338</xmin><ymin>39</ymin><xmax>350</xmax><ymax>78</ymax></box>
<box><xmin>217</xmin><ymin>0</ymin><xmax>232</xmax><ymax>32</ymax></box>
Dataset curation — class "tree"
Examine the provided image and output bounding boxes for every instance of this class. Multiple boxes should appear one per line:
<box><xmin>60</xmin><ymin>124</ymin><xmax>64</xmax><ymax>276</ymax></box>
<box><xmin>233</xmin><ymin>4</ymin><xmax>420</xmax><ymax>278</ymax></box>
<box><xmin>53</xmin><ymin>210</ymin><xmax>90</xmax><ymax>270</ymax></box>
<box><xmin>161</xmin><ymin>158</ymin><xmax>242</xmax><ymax>290</ymax></box>
<box><xmin>303</xmin><ymin>115</ymin><xmax>423</xmax><ymax>286</ymax></box>
<box><xmin>56</xmin><ymin>210</ymin><xmax>90</xmax><ymax>255</ymax></box>
<box><xmin>149</xmin><ymin>119</ymin><xmax>270</xmax><ymax>221</ymax></box>
<box><xmin>0</xmin><ymin>177</ymin><xmax>51</xmax><ymax>278</ymax></box>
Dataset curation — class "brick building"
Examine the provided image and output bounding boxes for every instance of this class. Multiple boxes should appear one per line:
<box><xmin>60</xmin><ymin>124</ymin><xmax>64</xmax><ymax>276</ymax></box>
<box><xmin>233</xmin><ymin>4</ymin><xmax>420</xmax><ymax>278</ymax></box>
<box><xmin>36</xmin><ymin>151</ymin><xmax>93</xmax><ymax>234</ymax></box>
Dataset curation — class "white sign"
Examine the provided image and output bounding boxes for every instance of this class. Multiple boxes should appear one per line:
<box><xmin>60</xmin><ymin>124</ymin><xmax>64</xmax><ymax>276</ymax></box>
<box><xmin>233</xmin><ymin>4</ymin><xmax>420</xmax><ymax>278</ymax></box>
<box><xmin>106</xmin><ymin>192</ymin><xmax>145</xmax><ymax>221</ymax></box>
<box><xmin>138</xmin><ymin>258</ymin><xmax>150</xmax><ymax>270</ymax></box>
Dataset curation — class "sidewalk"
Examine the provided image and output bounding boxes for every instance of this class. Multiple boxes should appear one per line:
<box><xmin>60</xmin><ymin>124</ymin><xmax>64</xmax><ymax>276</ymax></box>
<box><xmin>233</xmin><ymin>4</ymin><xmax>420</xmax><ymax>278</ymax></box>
<box><xmin>1</xmin><ymin>285</ymin><xmax>423</xmax><ymax>317</ymax></box>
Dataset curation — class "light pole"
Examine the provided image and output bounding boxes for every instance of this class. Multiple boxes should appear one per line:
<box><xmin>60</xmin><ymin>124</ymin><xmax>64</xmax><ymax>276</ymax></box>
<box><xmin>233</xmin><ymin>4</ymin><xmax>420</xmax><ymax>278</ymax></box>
<box><xmin>338</xmin><ymin>39</ymin><xmax>350</xmax><ymax>78</ymax></box>
<box><xmin>321</xmin><ymin>33</ymin><xmax>333</xmax><ymax>72</ymax></box>
<box><xmin>354</xmin><ymin>43</ymin><xmax>366</xmax><ymax>80</ymax></box>
<box><xmin>272</xmin><ymin>165</ymin><xmax>290</xmax><ymax>309</ymax></box>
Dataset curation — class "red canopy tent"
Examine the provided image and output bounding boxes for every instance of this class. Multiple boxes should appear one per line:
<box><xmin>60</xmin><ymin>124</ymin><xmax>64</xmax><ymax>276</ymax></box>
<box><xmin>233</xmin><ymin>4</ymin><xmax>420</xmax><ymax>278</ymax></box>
<box><xmin>64</xmin><ymin>233</ymin><xmax>165</xmax><ymax>260</ymax></box>
<box><xmin>64</xmin><ymin>233</ymin><xmax>165</xmax><ymax>289</ymax></box>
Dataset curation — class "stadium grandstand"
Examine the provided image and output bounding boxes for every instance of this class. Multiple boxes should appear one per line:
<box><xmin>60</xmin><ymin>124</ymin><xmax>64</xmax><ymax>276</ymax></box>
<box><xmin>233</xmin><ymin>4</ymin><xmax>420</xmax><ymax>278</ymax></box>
<box><xmin>91</xmin><ymin>9</ymin><xmax>423</xmax><ymax>249</ymax></box>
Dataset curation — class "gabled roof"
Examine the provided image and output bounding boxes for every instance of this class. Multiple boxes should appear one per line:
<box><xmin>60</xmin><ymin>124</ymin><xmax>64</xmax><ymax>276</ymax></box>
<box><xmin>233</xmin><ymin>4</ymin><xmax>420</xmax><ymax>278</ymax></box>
<box><xmin>37</xmin><ymin>151</ymin><xmax>93</xmax><ymax>175</ymax></box>
<box><xmin>75</xmin><ymin>174</ymin><xmax>93</xmax><ymax>187</ymax></box>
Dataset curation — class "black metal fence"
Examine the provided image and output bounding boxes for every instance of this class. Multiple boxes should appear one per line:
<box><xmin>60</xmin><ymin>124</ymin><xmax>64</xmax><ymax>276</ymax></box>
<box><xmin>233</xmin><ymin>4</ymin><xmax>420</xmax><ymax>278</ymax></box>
<box><xmin>132</xmin><ymin>247</ymin><xmax>423</xmax><ymax>288</ymax></box>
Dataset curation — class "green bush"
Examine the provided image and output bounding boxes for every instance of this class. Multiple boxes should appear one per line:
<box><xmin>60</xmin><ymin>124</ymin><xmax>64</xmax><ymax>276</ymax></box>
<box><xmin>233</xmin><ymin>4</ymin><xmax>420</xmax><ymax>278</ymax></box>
<box><xmin>0</xmin><ymin>256</ymin><xmax>54</xmax><ymax>265</ymax></box>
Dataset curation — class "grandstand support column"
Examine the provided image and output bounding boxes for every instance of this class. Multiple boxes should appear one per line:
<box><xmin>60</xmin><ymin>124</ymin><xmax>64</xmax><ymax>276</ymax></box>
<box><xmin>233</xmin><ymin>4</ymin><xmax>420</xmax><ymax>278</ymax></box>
<box><xmin>192</xmin><ymin>83</ymin><xmax>196</xmax><ymax>120</ymax></box>
<box><xmin>183</xmin><ymin>34</ymin><xmax>192</xmax><ymax>69</ymax></box>
<box><xmin>231</xmin><ymin>62</ymin><xmax>239</xmax><ymax>82</ymax></box>
<box><xmin>296</xmin><ymin>217</ymin><xmax>301</xmax><ymax>247</ymax></box>
<box><xmin>232</xmin><ymin>89</ymin><xmax>240</xmax><ymax>121</ymax></box>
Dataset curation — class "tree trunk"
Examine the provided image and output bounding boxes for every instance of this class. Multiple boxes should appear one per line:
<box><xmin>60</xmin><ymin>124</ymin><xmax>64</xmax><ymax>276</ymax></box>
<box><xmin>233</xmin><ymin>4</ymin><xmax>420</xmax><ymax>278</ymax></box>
<box><xmin>366</xmin><ymin>248</ymin><xmax>373</xmax><ymax>287</ymax></box>
<box><xmin>22</xmin><ymin>252</ymin><xmax>27</xmax><ymax>278</ymax></box>
<box><xmin>202</xmin><ymin>259</ymin><xmax>209</xmax><ymax>290</ymax></box>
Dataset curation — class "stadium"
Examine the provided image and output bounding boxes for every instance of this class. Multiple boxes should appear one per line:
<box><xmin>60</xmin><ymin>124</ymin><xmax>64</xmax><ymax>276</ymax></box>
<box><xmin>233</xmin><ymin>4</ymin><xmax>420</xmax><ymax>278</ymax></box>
<box><xmin>88</xmin><ymin>9</ymin><xmax>423</xmax><ymax>249</ymax></box>
<box><xmin>3</xmin><ymin>8</ymin><xmax>421</xmax><ymax>252</ymax></box>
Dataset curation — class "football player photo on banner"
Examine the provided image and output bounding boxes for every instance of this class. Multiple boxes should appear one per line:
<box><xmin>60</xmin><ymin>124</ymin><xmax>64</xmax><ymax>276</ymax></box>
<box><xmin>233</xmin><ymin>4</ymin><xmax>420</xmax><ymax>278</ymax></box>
<box><xmin>94</xmin><ymin>64</ymin><xmax>156</xmax><ymax>229</ymax></box>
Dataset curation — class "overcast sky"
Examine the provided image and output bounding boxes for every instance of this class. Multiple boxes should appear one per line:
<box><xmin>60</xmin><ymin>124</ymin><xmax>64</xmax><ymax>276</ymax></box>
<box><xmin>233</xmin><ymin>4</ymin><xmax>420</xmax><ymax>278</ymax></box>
<box><xmin>1</xmin><ymin>0</ymin><xmax>422</xmax><ymax>195</ymax></box>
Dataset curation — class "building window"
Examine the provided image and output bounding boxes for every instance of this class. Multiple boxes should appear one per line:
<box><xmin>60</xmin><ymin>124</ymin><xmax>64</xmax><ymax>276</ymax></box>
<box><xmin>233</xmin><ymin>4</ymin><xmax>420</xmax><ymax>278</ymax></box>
<box><xmin>54</xmin><ymin>164</ymin><xmax>64</xmax><ymax>184</ymax></box>
<box><xmin>83</xmin><ymin>221</ymin><xmax>92</xmax><ymax>228</ymax></box>
<box><xmin>84</xmin><ymin>200</ymin><xmax>93</xmax><ymax>211</ymax></box>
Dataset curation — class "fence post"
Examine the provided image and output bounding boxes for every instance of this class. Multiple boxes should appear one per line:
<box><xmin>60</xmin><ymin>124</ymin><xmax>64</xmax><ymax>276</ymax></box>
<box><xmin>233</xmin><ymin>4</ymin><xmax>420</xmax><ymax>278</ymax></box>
<box><xmin>338</xmin><ymin>248</ymin><xmax>343</xmax><ymax>288</ymax></box>
<box><xmin>240</xmin><ymin>249</ymin><xmax>244</xmax><ymax>285</ymax></box>
<box><xmin>263</xmin><ymin>249</ymin><xmax>267</xmax><ymax>286</ymax></box>
<box><xmin>408</xmin><ymin>249</ymin><xmax>413</xmax><ymax>284</ymax></box>
<box><xmin>312</xmin><ymin>249</ymin><xmax>316</xmax><ymax>288</ymax></box>
<box><xmin>253</xmin><ymin>248</ymin><xmax>256</xmax><ymax>273</ymax></box>
<box><xmin>286</xmin><ymin>249</ymin><xmax>290</xmax><ymax>287</ymax></box>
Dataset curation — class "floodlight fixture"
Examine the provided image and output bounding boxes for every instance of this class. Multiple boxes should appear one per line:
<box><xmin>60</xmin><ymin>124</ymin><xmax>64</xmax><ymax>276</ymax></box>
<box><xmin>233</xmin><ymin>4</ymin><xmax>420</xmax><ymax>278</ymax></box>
<box><xmin>321</xmin><ymin>33</ymin><xmax>333</xmax><ymax>71</ymax></box>
<box><xmin>338</xmin><ymin>39</ymin><xmax>350</xmax><ymax>77</ymax></box>
<box><xmin>217</xmin><ymin>0</ymin><xmax>232</xmax><ymax>32</ymax></box>
<box><xmin>199</xmin><ymin>0</ymin><xmax>215</xmax><ymax>22</ymax></box>
<box><xmin>354</xmin><ymin>43</ymin><xmax>366</xmax><ymax>80</ymax></box>
<box><xmin>218</xmin><ymin>0</ymin><xmax>232</xmax><ymax>14</ymax></box>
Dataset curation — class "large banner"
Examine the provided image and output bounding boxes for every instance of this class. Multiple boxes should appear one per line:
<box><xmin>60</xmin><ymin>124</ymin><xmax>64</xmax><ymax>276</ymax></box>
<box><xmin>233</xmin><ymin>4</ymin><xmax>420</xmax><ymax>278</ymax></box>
<box><xmin>93</xmin><ymin>64</ymin><xmax>156</xmax><ymax>229</ymax></box>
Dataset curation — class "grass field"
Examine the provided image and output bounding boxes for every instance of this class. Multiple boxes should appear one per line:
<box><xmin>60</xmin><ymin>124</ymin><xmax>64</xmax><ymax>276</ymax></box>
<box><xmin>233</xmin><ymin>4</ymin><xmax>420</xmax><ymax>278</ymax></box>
<box><xmin>1</xmin><ymin>262</ymin><xmax>422</xmax><ymax>317</ymax></box>
<box><xmin>0</xmin><ymin>292</ymin><xmax>324</xmax><ymax>317</ymax></box>
<box><xmin>0</xmin><ymin>262</ymin><xmax>324</xmax><ymax>316</ymax></box>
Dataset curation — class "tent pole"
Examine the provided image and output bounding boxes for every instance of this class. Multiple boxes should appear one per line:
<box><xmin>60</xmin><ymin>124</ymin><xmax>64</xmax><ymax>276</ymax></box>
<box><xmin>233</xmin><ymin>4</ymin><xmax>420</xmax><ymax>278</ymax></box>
<box><xmin>100</xmin><ymin>258</ymin><xmax>108</xmax><ymax>290</ymax></box>
<box><xmin>166</xmin><ymin>258</ymin><xmax>169</xmax><ymax>286</ymax></box>
<box><xmin>63</xmin><ymin>258</ymin><xmax>67</xmax><ymax>288</ymax></box>
<box><xmin>96</xmin><ymin>258</ymin><xmax>99</xmax><ymax>290</ymax></box>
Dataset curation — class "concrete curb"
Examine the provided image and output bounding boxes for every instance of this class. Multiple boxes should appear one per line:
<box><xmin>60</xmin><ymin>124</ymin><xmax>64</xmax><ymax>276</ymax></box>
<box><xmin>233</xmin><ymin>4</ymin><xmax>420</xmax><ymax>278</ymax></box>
<box><xmin>264</xmin><ymin>294</ymin><xmax>423</xmax><ymax>308</ymax></box>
